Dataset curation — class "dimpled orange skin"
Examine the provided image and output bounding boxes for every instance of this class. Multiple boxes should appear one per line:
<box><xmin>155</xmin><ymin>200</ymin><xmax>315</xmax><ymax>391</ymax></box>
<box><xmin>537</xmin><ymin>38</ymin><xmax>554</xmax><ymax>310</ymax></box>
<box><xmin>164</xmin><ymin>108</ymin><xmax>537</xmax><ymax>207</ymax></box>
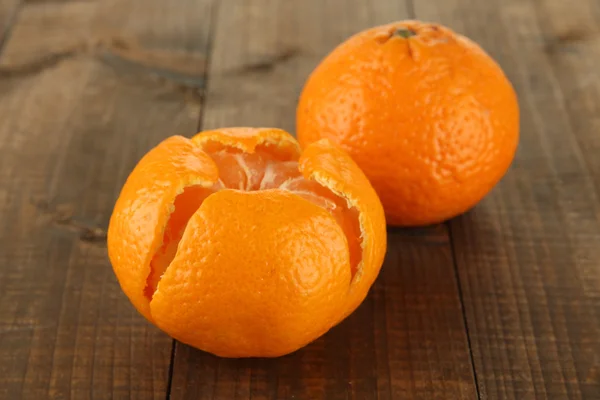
<box><xmin>296</xmin><ymin>20</ymin><xmax>520</xmax><ymax>226</ymax></box>
<box><xmin>107</xmin><ymin>128</ymin><xmax>386</xmax><ymax>358</ymax></box>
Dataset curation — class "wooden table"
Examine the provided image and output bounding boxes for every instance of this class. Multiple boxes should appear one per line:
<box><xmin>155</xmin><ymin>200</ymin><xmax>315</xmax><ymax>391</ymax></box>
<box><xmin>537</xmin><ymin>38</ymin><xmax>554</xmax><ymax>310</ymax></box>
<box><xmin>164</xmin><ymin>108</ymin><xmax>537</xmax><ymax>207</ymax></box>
<box><xmin>0</xmin><ymin>0</ymin><xmax>598</xmax><ymax>399</ymax></box>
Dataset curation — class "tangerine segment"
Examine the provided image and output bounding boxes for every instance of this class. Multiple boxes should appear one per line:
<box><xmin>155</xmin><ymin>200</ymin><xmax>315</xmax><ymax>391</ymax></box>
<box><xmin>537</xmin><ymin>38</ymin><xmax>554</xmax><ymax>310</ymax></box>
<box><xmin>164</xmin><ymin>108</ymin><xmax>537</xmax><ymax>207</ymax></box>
<box><xmin>107</xmin><ymin>136</ymin><xmax>218</xmax><ymax>321</ymax></box>
<box><xmin>150</xmin><ymin>190</ymin><xmax>352</xmax><ymax>358</ymax></box>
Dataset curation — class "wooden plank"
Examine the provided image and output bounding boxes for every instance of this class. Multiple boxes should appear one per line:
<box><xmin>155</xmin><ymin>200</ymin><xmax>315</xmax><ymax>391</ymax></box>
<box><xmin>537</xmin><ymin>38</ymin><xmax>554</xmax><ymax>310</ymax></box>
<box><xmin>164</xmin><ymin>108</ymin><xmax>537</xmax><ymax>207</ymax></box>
<box><xmin>532</xmin><ymin>0</ymin><xmax>600</xmax><ymax>194</ymax></box>
<box><xmin>0</xmin><ymin>0</ymin><xmax>214</xmax><ymax>398</ymax></box>
<box><xmin>169</xmin><ymin>1</ymin><xmax>477</xmax><ymax>399</ymax></box>
<box><xmin>0</xmin><ymin>0</ymin><xmax>20</xmax><ymax>48</ymax></box>
<box><xmin>414</xmin><ymin>0</ymin><xmax>600</xmax><ymax>398</ymax></box>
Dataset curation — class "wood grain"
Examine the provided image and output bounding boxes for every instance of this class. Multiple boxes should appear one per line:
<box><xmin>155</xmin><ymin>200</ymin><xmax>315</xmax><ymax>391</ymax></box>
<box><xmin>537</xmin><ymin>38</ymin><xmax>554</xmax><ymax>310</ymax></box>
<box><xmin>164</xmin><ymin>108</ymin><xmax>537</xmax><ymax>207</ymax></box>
<box><xmin>0</xmin><ymin>0</ymin><xmax>20</xmax><ymax>48</ymax></box>
<box><xmin>532</xmin><ymin>0</ymin><xmax>600</xmax><ymax>193</ymax></box>
<box><xmin>168</xmin><ymin>1</ymin><xmax>477</xmax><ymax>399</ymax></box>
<box><xmin>415</xmin><ymin>0</ymin><xmax>600</xmax><ymax>398</ymax></box>
<box><xmin>2</xmin><ymin>0</ymin><xmax>597</xmax><ymax>398</ymax></box>
<box><xmin>0</xmin><ymin>0</ymin><xmax>213</xmax><ymax>398</ymax></box>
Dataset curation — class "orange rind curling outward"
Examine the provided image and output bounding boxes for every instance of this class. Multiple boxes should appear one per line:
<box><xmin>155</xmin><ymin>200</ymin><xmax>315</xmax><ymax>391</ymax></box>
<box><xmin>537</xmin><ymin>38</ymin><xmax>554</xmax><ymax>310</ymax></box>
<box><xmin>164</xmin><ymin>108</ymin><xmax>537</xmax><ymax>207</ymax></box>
<box><xmin>107</xmin><ymin>128</ymin><xmax>386</xmax><ymax>357</ymax></box>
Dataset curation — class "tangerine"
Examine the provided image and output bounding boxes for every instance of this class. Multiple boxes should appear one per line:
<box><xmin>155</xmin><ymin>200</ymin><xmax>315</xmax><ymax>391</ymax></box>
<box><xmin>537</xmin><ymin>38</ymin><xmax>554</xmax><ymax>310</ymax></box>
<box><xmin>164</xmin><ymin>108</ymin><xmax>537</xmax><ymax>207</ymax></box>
<box><xmin>107</xmin><ymin>128</ymin><xmax>386</xmax><ymax>357</ymax></box>
<box><xmin>297</xmin><ymin>20</ymin><xmax>519</xmax><ymax>226</ymax></box>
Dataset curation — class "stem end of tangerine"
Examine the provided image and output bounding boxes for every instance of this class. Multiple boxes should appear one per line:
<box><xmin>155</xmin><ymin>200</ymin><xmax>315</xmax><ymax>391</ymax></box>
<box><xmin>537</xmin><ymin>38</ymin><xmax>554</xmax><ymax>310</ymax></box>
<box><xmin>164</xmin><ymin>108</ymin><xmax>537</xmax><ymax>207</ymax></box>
<box><xmin>394</xmin><ymin>28</ymin><xmax>416</xmax><ymax>39</ymax></box>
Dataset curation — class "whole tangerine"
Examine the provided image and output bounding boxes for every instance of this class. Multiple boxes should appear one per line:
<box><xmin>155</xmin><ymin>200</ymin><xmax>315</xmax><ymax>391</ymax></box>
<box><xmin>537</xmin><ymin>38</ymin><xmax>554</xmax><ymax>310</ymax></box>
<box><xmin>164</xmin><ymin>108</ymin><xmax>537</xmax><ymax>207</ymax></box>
<box><xmin>296</xmin><ymin>20</ymin><xmax>519</xmax><ymax>226</ymax></box>
<box><xmin>107</xmin><ymin>128</ymin><xmax>386</xmax><ymax>357</ymax></box>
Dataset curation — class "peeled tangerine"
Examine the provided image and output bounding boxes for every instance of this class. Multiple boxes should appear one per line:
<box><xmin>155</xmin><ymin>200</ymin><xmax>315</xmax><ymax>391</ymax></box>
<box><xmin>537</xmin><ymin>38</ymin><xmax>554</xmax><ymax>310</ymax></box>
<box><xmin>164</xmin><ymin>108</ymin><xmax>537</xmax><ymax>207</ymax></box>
<box><xmin>107</xmin><ymin>128</ymin><xmax>386</xmax><ymax>357</ymax></box>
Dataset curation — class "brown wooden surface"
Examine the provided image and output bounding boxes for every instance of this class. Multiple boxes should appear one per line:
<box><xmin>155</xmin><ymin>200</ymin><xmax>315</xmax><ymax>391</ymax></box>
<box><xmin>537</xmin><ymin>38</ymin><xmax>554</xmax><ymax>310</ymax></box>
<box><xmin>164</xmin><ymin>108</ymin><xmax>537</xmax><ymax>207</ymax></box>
<box><xmin>0</xmin><ymin>0</ymin><xmax>19</xmax><ymax>46</ymax></box>
<box><xmin>0</xmin><ymin>0</ymin><xmax>211</xmax><ymax>398</ymax></box>
<box><xmin>0</xmin><ymin>0</ymin><xmax>598</xmax><ymax>399</ymax></box>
